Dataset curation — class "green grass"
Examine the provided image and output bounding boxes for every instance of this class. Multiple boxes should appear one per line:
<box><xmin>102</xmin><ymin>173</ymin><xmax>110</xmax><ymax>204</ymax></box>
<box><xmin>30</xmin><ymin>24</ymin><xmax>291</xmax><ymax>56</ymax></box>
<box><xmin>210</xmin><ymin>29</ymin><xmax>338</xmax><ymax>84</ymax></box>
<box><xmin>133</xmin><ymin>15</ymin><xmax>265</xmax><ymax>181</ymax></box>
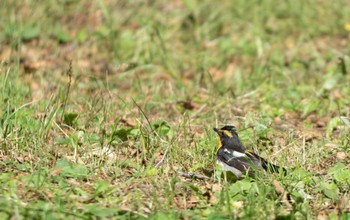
<box><xmin>0</xmin><ymin>0</ymin><xmax>350</xmax><ymax>219</ymax></box>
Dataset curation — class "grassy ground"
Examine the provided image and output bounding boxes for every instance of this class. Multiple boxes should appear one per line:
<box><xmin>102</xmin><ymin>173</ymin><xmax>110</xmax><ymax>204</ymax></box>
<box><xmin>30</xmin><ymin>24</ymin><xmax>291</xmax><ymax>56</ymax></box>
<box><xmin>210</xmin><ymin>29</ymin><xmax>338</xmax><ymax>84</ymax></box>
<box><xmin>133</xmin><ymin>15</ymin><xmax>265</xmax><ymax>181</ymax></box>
<box><xmin>1</xmin><ymin>0</ymin><xmax>350</xmax><ymax>219</ymax></box>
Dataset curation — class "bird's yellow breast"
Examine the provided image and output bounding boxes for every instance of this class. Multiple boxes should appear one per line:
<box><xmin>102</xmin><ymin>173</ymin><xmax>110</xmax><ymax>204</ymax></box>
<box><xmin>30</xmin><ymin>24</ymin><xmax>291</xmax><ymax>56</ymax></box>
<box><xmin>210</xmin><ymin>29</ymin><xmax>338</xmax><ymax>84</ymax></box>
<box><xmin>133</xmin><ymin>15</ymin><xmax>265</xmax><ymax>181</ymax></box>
<box><xmin>215</xmin><ymin>130</ymin><xmax>233</xmax><ymax>154</ymax></box>
<box><xmin>216</xmin><ymin>136</ymin><xmax>222</xmax><ymax>154</ymax></box>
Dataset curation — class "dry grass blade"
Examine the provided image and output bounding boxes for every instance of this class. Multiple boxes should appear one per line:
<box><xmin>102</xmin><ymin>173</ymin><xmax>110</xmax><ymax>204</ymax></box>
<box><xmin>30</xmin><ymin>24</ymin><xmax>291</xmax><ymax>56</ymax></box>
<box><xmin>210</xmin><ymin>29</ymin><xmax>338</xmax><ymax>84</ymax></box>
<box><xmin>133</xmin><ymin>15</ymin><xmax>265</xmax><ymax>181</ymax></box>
<box><xmin>340</xmin><ymin>116</ymin><xmax>350</xmax><ymax>128</ymax></box>
<box><xmin>176</xmin><ymin>171</ymin><xmax>211</xmax><ymax>180</ymax></box>
<box><xmin>155</xmin><ymin>144</ymin><xmax>170</xmax><ymax>168</ymax></box>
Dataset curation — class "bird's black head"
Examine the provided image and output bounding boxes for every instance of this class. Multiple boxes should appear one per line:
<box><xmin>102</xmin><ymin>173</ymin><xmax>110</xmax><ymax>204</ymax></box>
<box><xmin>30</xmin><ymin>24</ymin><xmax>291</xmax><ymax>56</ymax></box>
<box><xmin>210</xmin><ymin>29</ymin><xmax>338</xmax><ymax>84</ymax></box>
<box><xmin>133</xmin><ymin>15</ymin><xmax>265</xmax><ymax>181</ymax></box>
<box><xmin>213</xmin><ymin>125</ymin><xmax>245</xmax><ymax>153</ymax></box>
<box><xmin>213</xmin><ymin>125</ymin><xmax>237</xmax><ymax>137</ymax></box>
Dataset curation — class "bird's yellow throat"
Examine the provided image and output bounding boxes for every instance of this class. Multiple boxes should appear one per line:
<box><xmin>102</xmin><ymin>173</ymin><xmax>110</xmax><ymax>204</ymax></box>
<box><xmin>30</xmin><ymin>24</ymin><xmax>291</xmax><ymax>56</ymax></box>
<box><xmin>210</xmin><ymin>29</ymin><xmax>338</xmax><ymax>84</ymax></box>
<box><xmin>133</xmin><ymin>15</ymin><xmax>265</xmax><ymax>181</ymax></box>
<box><xmin>215</xmin><ymin>129</ymin><xmax>233</xmax><ymax>154</ymax></box>
<box><xmin>216</xmin><ymin>136</ymin><xmax>222</xmax><ymax>154</ymax></box>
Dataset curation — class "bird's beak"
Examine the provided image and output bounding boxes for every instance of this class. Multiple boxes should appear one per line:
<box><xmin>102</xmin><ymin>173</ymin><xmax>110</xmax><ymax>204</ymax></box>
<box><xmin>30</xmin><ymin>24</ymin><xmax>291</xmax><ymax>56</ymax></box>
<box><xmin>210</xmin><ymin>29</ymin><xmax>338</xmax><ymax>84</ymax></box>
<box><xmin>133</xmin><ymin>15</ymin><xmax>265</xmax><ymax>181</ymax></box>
<box><xmin>213</xmin><ymin>128</ymin><xmax>219</xmax><ymax>133</ymax></box>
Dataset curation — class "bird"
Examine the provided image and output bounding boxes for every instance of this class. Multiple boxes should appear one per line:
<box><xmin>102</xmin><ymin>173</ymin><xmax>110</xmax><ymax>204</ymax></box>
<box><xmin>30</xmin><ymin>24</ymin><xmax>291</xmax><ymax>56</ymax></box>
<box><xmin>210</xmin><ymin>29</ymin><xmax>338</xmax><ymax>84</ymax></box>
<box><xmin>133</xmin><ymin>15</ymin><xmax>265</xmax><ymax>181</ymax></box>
<box><xmin>213</xmin><ymin>125</ymin><xmax>285</xmax><ymax>179</ymax></box>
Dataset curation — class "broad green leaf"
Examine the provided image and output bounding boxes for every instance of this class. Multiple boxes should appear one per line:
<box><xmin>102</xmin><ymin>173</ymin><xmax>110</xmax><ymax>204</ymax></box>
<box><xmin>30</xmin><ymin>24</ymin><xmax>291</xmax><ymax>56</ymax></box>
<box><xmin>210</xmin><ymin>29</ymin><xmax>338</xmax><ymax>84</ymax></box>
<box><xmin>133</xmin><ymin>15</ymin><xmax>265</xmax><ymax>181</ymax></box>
<box><xmin>63</xmin><ymin>112</ymin><xmax>78</xmax><ymax>126</ymax></box>
<box><xmin>21</xmin><ymin>26</ymin><xmax>39</xmax><ymax>41</ymax></box>
<box><xmin>320</xmin><ymin>182</ymin><xmax>339</xmax><ymax>200</ymax></box>
<box><xmin>112</xmin><ymin>128</ymin><xmax>132</xmax><ymax>141</ymax></box>
<box><xmin>94</xmin><ymin>181</ymin><xmax>112</xmax><ymax>195</ymax></box>
<box><xmin>84</xmin><ymin>205</ymin><xmax>119</xmax><ymax>218</ymax></box>
<box><xmin>76</xmin><ymin>29</ymin><xmax>88</xmax><ymax>44</ymax></box>
<box><xmin>145</xmin><ymin>167</ymin><xmax>158</xmax><ymax>177</ymax></box>
<box><xmin>328</xmin><ymin>163</ymin><xmax>350</xmax><ymax>183</ymax></box>
<box><xmin>54</xmin><ymin>28</ymin><xmax>70</xmax><ymax>43</ymax></box>
<box><xmin>327</xmin><ymin>117</ymin><xmax>341</xmax><ymax>138</ymax></box>
<box><xmin>54</xmin><ymin>159</ymin><xmax>89</xmax><ymax>179</ymax></box>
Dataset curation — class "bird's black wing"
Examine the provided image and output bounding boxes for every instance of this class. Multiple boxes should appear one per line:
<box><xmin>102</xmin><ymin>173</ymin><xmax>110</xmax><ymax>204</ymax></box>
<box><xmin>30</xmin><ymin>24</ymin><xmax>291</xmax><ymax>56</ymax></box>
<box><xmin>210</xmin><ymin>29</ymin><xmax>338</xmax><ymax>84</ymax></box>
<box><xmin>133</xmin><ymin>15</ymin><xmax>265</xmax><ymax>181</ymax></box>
<box><xmin>245</xmin><ymin>151</ymin><xmax>285</xmax><ymax>174</ymax></box>
<box><xmin>217</xmin><ymin>148</ymin><xmax>261</xmax><ymax>175</ymax></box>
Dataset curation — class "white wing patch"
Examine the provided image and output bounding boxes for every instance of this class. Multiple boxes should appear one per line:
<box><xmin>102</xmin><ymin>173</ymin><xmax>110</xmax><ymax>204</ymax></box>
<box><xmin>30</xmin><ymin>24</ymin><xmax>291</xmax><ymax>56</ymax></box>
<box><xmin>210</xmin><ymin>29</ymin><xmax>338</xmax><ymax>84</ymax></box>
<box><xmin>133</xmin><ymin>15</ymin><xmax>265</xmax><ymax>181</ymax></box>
<box><xmin>223</xmin><ymin>148</ymin><xmax>247</xmax><ymax>162</ymax></box>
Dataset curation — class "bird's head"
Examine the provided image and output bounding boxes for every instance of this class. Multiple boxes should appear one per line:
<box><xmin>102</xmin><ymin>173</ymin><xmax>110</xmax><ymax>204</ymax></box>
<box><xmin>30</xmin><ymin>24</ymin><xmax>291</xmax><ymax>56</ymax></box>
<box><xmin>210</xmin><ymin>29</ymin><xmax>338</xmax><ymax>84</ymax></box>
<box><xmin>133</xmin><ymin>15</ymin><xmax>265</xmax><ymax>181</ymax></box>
<box><xmin>213</xmin><ymin>125</ymin><xmax>245</xmax><ymax>154</ymax></box>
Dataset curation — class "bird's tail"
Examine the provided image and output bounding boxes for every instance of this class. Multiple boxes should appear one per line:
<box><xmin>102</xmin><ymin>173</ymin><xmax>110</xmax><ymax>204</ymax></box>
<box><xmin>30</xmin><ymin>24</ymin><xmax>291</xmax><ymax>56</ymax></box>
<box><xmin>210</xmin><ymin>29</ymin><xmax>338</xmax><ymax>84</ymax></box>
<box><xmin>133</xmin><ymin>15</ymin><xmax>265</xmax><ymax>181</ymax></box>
<box><xmin>245</xmin><ymin>151</ymin><xmax>287</xmax><ymax>175</ymax></box>
<box><xmin>261</xmin><ymin>160</ymin><xmax>287</xmax><ymax>175</ymax></box>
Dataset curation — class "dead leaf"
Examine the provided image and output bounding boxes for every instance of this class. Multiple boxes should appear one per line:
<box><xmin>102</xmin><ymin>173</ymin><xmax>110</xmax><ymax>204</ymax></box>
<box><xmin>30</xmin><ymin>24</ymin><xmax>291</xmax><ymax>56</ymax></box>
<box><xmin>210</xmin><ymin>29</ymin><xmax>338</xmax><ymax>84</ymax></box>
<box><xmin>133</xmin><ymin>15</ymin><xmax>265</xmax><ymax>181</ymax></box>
<box><xmin>225</xmin><ymin>63</ymin><xmax>236</xmax><ymax>78</ymax></box>
<box><xmin>174</xmin><ymin>196</ymin><xmax>186</xmax><ymax>209</ymax></box>
<box><xmin>120</xmin><ymin>118</ymin><xmax>137</xmax><ymax>127</ymax></box>
<box><xmin>187</xmin><ymin>195</ymin><xmax>199</xmax><ymax>209</ymax></box>
<box><xmin>209</xmin><ymin>193</ymin><xmax>217</xmax><ymax>205</ymax></box>
<box><xmin>233</xmin><ymin>201</ymin><xmax>244</xmax><ymax>209</ymax></box>
<box><xmin>203</xmin><ymin>40</ymin><xmax>217</xmax><ymax>48</ymax></box>
<box><xmin>153</xmin><ymin>72</ymin><xmax>171</xmax><ymax>81</ymax></box>
<box><xmin>177</xmin><ymin>100</ymin><xmax>197</xmax><ymax>110</ymax></box>
<box><xmin>45</xmin><ymin>190</ymin><xmax>54</xmax><ymax>200</ymax></box>
<box><xmin>203</xmin><ymin>190</ymin><xmax>217</xmax><ymax>205</ymax></box>
<box><xmin>317</xmin><ymin>211</ymin><xmax>328</xmax><ymax>220</ymax></box>
<box><xmin>306</xmin><ymin>114</ymin><xmax>326</xmax><ymax>127</ymax></box>
<box><xmin>324</xmin><ymin>143</ymin><xmax>337</xmax><ymax>149</ymax></box>
<box><xmin>336</xmin><ymin>152</ymin><xmax>346</xmax><ymax>160</ymax></box>
<box><xmin>68</xmin><ymin>179</ymin><xmax>81</xmax><ymax>187</ymax></box>
<box><xmin>273</xmin><ymin>180</ymin><xmax>293</xmax><ymax>210</ymax></box>
<box><xmin>209</xmin><ymin>67</ymin><xmax>224</xmax><ymax>82</ymax></box>
<box><xmin>50</xmin><ymin>168</ymin><xmax>61</xmax><ymax>176</ymax></box>
<box><xmin>304</xmin><ymin>130</ymin><xmax>322</xmax><ymax>142</ymax></box>
<box><xmin>339</xmin><ymin>195</ymin><xmax>350</xmax><ymax>212</ymax></box>
<box><xmin>331</xmin><ymin>90</ymin><xmax>344</xmax><ymax>100</ymax></box>
<box><xmin>274</xmin><ymin>117</ymin><xmax>282</xmax><ymax>124</ymax></box>
<box><xmin>0</xmin><ymin>47</ymin><xmax>11</xmax><ymax>60</ymax></box>
<box><xmin>211</xmin><ymin>183</ymin><xmax>222</xmax><ymax>191</ymax></box>
<box><xmin>340</xmin><ymin>116</ymin><xmax>350</xmax><ymax>128</ymax></box>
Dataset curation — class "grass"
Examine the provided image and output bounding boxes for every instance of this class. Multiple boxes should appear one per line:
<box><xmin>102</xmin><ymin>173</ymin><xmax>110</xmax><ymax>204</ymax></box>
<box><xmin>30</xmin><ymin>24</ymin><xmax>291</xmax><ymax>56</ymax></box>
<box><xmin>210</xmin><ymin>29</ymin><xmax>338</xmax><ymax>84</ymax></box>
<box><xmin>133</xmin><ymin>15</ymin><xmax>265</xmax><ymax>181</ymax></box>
<box><xmin>0</xmin><ymin>0</ymin><xmax>350</xmax><ymax>219</ymax></box>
